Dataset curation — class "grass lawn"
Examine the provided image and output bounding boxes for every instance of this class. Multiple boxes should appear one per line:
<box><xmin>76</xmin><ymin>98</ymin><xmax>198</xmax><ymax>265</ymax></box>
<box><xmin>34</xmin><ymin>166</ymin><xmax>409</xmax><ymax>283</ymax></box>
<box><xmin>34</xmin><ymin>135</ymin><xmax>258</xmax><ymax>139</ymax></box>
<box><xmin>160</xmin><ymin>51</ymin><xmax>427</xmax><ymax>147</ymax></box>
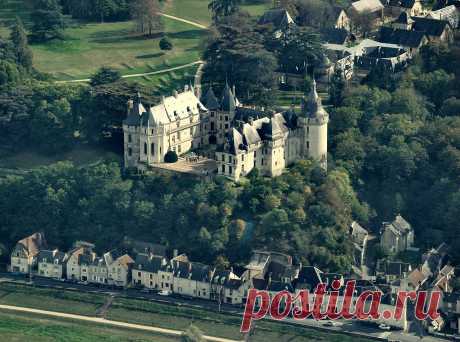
<box><xmin>0</xmin><ymin>311</ymin><xmax>180</xmax><ymax>342</ymax></box>
<box><xmin>31</xmin><ymin>18</ymin><xmax>205</xmax><ymax>81</ymax></box>
<box><xmin>0</xmin><ymin>282</ymin><xmax>374</xmax><ymax>342</ymax></box>
<box><xmin>163</xmin><ymin>0</ymin><xmax>271</xmax><ymax>26</ymax></box>
<box><xmin>0</xmin><ymin>283</ymin><xmax>105</xmax><ymax>316</ymax></box>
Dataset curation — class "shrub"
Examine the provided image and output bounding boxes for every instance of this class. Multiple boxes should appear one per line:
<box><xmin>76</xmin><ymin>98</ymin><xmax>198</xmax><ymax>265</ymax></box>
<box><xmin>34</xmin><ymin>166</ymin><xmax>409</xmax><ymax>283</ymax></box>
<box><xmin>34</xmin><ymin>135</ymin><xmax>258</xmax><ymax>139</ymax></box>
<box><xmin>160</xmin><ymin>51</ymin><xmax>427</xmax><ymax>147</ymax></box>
<box><xmin>159</xmin><ymin>37</ymin><xmax>173</xmax><ymax>50</ymax></box>
<box><xmin>164</xmin><ymin>150</ymin><xmax>178</xmax><ymax>163</ymax></box>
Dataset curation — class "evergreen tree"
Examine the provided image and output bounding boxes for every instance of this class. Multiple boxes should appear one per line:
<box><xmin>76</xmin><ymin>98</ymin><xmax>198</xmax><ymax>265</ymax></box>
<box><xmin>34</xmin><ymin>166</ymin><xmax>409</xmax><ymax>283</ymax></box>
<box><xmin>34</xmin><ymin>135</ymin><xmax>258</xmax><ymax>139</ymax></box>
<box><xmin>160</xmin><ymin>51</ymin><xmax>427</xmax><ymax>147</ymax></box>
<box><xmin>30</xmin><ymin>0</ymin><xmax>65</xmax><ymax>42</ymax></box>
<box><xmin>90</xmin><ymin>67</ymin><xmax>121</xmax><ymax>86</ymax></box>
<box><xmin>208</xmin><ymin>0</ymin><xmax>241</xmax><ymax>22</ymax></box>
<box><xmin>329</xmin><ymin>68</ymin><xmax>345</xmax><ymax>107</ymax></box>
<box><xmin>10</xmin><ymin>17</ymin><xmax>33</xmax><ymax>71</ymax></box>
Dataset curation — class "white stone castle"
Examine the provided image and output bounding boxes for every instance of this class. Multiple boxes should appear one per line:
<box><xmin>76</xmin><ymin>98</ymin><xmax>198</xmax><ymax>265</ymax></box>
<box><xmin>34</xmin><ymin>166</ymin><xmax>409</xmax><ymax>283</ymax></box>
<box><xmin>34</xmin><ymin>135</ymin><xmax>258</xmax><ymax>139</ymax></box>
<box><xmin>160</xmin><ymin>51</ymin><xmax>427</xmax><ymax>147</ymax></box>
<box><xmin>123</xmin><ymin>81</ymin><xmax>329</xmax><ymax>181</ymax></box>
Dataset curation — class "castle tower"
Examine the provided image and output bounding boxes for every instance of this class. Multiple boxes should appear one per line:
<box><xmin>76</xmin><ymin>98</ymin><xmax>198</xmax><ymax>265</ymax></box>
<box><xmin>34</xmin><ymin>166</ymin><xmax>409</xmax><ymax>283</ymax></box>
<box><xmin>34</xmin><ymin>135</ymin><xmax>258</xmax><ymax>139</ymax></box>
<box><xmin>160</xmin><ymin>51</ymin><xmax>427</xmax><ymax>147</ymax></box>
<box><xmin>123</xmin><ymin>93</ymin><xmax>146</xmax><ymax>169</ymax></box>
<box><xmin>300</xmin><ymin>79</ymin><xmax>329</xmax><ymax>170</ymax></box>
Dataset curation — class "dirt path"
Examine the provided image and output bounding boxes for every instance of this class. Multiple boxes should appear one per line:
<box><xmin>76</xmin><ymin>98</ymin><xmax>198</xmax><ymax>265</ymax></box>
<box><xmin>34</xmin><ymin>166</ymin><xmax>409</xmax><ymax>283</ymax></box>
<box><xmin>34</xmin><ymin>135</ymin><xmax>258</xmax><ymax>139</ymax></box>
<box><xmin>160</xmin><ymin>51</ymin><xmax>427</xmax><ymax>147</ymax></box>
<box><xmin>0</xmin><ymin>304</ymin><xmax>243</xmax><ymax>342</ymax></box>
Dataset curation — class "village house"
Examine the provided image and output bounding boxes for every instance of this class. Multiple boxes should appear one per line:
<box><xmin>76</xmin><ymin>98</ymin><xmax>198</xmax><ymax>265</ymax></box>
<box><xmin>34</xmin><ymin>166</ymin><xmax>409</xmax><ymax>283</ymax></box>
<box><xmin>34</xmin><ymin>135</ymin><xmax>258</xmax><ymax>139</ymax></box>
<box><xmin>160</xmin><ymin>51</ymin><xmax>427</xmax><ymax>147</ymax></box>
<box><xmin>443</xmin><ymin>292</ymin><xmax>460</xmax><ymax>334</ymax></box>
<box><xmin>105</xmin><ymin>250</ymin><xmax>134</xmax><ymax>287</ymax></box>
<box><xmin>37</xmin><ymin>249</ymin><xmax>67</xmax><ymax>279</ymax></box>
<box><xmin>427</xmin><ymin>5</ymin><xmax>459</xmax><ymax>28</ymax></box>
<box><xmin>157</xmin><ymin>254</ymin><xmax>189</xmax><ymax>292</ymax></box>
<box><xmin>350</xmin><ymin>221</ymin><xmax>369</xmax><ymax>267</ymax></box>
<box><xmin>380</xmin><ymin>214</ymin><xmax>414</xmax><ymax>254</ymax></box>
<box><xmin>349</xmin><ymin>0</ymin><xmax>385</xmax><ymax>31</ymax></box>
<box><xmin>173</xmin><ymin>262</ymin><xmax>214</xmax><ymax>299</ymax></box>
<box><xmin>10</xmin><ymin>232</ymin><xmax>47</xmax><ymax>274</ymax></box>
<box><xmin>384</xmin><ymin>0</ymin><xmax>423</xmax><ymax>18</ymax></box>
<box><xmin>326</xmin><ymin>6</ymin><xmax>352</xmax><ymax>30</ymax></box>
<box><xmin>65</xmin><ymin>242</ymin><xmax>96</xmax><ymax>281</ymax></box>
<box><xmin>132</xmin><ymin>253</ymin><xmax>167</xmax><ymax>289</ymax></box>
<box><xmin>210</xmin><ymin>269</ymin><xmax>247</xmax><ymax>305</ymax></box>
<box><xmin>257</xmin><ymin>8</ymin><xmax>295</xmax><ymax>38</ymax></box>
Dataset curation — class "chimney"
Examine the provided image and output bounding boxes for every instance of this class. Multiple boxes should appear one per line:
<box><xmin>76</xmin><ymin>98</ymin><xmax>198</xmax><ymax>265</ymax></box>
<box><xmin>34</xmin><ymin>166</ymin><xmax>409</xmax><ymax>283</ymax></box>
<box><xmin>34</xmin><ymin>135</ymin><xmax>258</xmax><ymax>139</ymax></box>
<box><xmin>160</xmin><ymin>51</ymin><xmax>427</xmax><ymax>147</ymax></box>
<box><xmin>173</xmin><ymin>90</ymin><xmax>179</xmax><ymax>98</ymax></box>
<box><xmin>248</xmin><ymin>116</ymin><xmax>254</xmax><ymax>125</ymax></box>
<box><xmin>127</xmin><ymin>99</ymin><xmax>134</xmax><ymax>112</ymax></box>
<box><xmin>184</xmin><ymin>84</ymin><xmax>189</xmax><ymax>92</ymax></box>
<box><xmin>232</xmin><ymin>85</ymin><xmax>236</xmax><ymax>96</ymax></box>
<box><xmin>173</xmin><ymin>249</ymin><xmax>178</xmax><ymax>258</ymax></box>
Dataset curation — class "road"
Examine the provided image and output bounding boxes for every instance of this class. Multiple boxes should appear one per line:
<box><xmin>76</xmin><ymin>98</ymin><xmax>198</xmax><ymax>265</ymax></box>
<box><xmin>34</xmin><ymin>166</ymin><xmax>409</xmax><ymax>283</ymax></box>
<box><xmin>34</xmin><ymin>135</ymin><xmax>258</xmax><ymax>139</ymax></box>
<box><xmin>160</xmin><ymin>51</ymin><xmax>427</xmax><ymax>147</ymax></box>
<box><xmin>0</xmin><ymin>304</ymin><xmax>242</xmax><ymax>342</ymax></box>
<box><xmin>0</xmin><ymin>274</ymin><xmax>449</xmax><ymax>342</ymax></box>
<box><xmin>159</xmin><ymin>13</ymin><xmax>208</xmax><ymax>30</ymax></box>
<box><xmin>55</xmin><ymin>60</ymin><xmax>204</xmax><ymax>84</ymax></box>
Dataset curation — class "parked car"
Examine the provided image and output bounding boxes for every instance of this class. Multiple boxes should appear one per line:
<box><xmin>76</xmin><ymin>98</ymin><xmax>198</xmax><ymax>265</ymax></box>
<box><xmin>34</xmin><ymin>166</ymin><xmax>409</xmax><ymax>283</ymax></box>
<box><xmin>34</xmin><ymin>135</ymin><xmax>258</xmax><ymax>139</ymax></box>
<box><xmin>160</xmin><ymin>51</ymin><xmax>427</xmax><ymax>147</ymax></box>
<box><xmin>324</xmin><ymin>321</ymin><xmax>342</xmax><ymax>327</ymax></box>
<box><xmin>158</xmin><ymin>290</ymin><xmax>171</xmax><ymax>296</ymax></box>
<box><xmin>379</xmin><ymin>323</ymin><xmax>391</xmax><ymax>330</ymax></box>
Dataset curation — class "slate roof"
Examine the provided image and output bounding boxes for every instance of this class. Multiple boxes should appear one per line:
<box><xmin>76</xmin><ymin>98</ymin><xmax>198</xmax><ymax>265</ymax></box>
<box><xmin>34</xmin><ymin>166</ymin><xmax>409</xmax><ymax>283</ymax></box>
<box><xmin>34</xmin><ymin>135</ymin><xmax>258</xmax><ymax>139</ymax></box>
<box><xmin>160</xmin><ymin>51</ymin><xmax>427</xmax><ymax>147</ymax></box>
<box><xmin>379</xmin><ymin>26</ymin><xmax>426</xmax><ymax>47</ymax></box>
<box><xmin>428</xmin><ymin>5</ymin><xmax>459</xmax><ymax>28</ymax></box>
<box><xmin>78</xmin><ymin>252</ymin><xmax>95</xmax><ymax>266</ymax></box>
<box><xmin>302</xmin><ymin>79</ymin><xmax>329</xmax><ymax>120</ymax></box>
<box><xmin>190</xmin><ymin>263</ymin><xmax>213</xmax><ymax>282</ymax></box>
<box><xmin>133</xmin><ymin>254</ymin><xmax>165</xmax><ymax>273</ymax></box>
<box><xmin>221</xmin><ymin>83</ymin><xmax>236</xmax><ymax>112</ymax></box>
<box><xmin>411</xmin><ymin>16</ymin><xmax>451</xmax><ymax>37</ymax></box>
<box><xmin>268</xmin><ymin>281</ymin><xmax>294</xmax><ymax>292</ymax></box>
<box><xmin>258</xmin><ymin>9</ymin><xmax>295</xmax><ymax>30</ymax></box>
<box><xmin>124</xmin><ymin>95</ymin><xmax>147</xmax><ymax>126</ymax></box>
<box><xmin>294</xmin><ymin>266</ymin><xmax>323</xmax><ymax>290</ymax></box>
<box><xmin>38</xmin><ymin>249</ymin><xmax>66</xmax><ymax>265</ymax></box>
<box><xmin>388</xmin><ymin>0</ymin><xmax>417</xmax><ymax>8</ymax></box>
<box><xmin>202</xmin><ymin>86</ymin><xmax>220</xmax><ymax>111</ymax></box>
<box><xmin>395</xmin><ymin>11</ymin><xmax>414</xmax><ymax>24</ymax></box>
<box><xmin>322</xmin><ymin>28</ymin><xmax>352</xmax><ymax>44</ymax></box>
<box><xmin>259</xmin><ymin>114</ymin><xmax>288</xmax><ymax>141</ymax></box>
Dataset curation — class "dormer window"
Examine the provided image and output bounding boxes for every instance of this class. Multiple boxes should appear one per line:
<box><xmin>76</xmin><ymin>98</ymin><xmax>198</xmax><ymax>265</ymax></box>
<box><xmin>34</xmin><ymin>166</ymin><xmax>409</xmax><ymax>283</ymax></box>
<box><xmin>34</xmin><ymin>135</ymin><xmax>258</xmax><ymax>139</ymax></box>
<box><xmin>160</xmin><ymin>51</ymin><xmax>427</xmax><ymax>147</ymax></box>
<box><xmin>176</xmin><ymin>121</ymin><xmax>180</xmax><ymax>128</ymax></box>
<box><xmin>187</xmin><ymin>106</ymin><xmax>191</xmax><ymax>112</ymax></box>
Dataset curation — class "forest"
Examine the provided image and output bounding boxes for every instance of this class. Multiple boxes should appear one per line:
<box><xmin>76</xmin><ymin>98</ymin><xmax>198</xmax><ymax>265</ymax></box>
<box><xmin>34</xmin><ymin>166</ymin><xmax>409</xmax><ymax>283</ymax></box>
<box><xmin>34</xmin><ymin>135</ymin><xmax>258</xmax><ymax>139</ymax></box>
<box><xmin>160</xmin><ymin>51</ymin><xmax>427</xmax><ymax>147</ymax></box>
<box><xmin>0</xmin><ymin>0</ymin><xmax>459</xmax><ymax>272</ymax></box>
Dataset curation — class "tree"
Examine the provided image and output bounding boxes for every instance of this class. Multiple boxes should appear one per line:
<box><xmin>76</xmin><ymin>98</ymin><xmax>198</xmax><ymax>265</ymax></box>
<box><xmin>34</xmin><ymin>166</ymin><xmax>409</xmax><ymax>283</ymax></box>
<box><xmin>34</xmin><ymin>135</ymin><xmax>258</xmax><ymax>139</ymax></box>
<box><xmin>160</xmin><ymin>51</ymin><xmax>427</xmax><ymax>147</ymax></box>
<box><xmin>90</xmin><ymin>67</ymin><xmax>121</xmax><ymax>86</ymax></box>
<box><xmin>329</xmin><ymin>68</ymin><xmax>345</xmax><ymax>106</ymax></box>
<box><xmin>349</xmin><ymin>10</ymin><xmax>374</xmax><ymax>37</ymax></box>
<box><xmin>130</xmin><ymin>0</ymin><xmax>162</xmax><ymax>36</ymax></box>
<box><xmin>181</xmin><ymin>324</ymin><xmax>205</xmax><ymax>342</ymax></box>
<box><xmin>30</xmin><ymin>0</ymin><xmax>65</xmax><ymax>42</ymax></box>
<box><xmin>208</xmin><ymin>0</ymin><xmax>241</xmax><ymax>22</ymax></box>
<box><xmin>164</xmin><ymin>150</ymin><xmax>178</xmax><ymax>163</ymax></box>
<box><xmin>10</xmin><ymin>17</ymin><xmax>33</xmax><ymax>71</ymax></box>
<box><xmin>159</xmin><ymin>37</ymin><xmax>173</xmax><ymax>50</ymax></box>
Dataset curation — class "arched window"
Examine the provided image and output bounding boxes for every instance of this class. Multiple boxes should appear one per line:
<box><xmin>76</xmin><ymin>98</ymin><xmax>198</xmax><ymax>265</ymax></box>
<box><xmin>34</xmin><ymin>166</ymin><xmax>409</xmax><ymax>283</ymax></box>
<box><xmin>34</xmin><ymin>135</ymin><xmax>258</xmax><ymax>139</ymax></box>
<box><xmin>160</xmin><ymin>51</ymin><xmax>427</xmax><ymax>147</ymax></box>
<box><xmin>144</xmin><ymin>142</ymin><xmax>147</xmax><ymax>155</ymax></box>
<box><xmin>151</xmin><ymin>143</ymin><xmax>154</xmax><ymax>156</ymax></box>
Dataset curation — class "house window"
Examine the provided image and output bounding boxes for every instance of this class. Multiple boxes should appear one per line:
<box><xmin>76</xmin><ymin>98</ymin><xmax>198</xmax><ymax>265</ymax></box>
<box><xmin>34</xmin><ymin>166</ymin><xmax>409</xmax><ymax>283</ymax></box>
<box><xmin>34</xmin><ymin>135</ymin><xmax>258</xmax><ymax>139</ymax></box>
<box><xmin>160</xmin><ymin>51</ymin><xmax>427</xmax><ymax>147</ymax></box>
<box><xmin>225</xmin><ymin>116</ymin><xmax>229</xmax><ymax>121</ymax></box>
<box><xmin>151</xmin><ymin>143</ymin><xmax>154</xmax><ymax>155</ymax></box>
<box><xmin>221</xmin><ymin>155</ymin><xmax>225</xmax><ymax>162</ymax></box>
<box><xmin>229</xmin><ymin>166</ymin><xmax>232</xmax><ymax>174</ymax></box>
<box><xmin>221</xmin><ymin>165</ymin><xmax>225</xmax><ymax>173</ymax></box>
<box><xmin>225</xmin><ymin>124</ymin><xmax>229</xmax><ymax>129</ymax></box>
<box><xmin>144</xmin><ymin>142</ymin><xmax>147</xmax><ymax>155</ymax></box>
<box><xmin>307</xmin><ymin>141</ymin><xmax>310</xmax><ymax>149</ymax></box>
<box><xmin>128</xmin><ymin>134</ymin><xmax>132</xmax><ymax>143</ymax></box>
<box><xmin>211</xmin><ymin>112</ymin><xmax>214</xmax><ymax>117</ymax></box>
<box><xmin>138</xmin><ymin>272</ymin><xmax>141</xmax><ymax>277</ymax></box>
<box><xmin>128</xmin><ymin>148</ymin><xmax>132</xmax><ymax>156</ymax></box>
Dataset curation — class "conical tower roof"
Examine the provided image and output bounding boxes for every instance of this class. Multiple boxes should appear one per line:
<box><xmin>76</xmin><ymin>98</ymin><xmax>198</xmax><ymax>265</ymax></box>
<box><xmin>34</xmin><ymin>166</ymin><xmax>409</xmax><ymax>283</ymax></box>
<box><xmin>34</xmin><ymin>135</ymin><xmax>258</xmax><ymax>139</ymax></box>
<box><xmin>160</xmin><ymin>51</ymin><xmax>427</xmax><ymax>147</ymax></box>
<box><xmin>303</xmin><ymin>79</ymin><xmax>328</xmax><ymax>120</ymax></box>
<box><xmin>221</xmin><ymin>81</ymin><xmax>236</xmax><ymax>112</ymax></box>
<box><xmin>203</xmin><ymin>86</ymin><xmax>220</xmax><ymax>110</ymax></box>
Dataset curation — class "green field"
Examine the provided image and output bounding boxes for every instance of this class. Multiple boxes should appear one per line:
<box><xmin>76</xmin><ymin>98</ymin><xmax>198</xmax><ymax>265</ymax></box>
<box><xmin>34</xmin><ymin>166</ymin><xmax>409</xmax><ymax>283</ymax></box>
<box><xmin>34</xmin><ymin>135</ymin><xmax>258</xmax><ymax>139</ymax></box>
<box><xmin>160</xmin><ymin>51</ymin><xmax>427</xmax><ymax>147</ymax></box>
<box><xmin>0</xmin><ymin>311</ymin><xmax>180</xmax><ymax>342</ymax></box>
<box><xmin>0</xmin><ymin>283</ymin><xmax>374</xmax><ymax>342</ymax></box>
<box><xmin>31</xmin><ymin>18</ymin><xmax>205</xmax><ymax>81</ymax></box>
<box><xmin>163</xmin><ymin>0</ymin><xmax>271</xmax><ymax>26</ymax></box>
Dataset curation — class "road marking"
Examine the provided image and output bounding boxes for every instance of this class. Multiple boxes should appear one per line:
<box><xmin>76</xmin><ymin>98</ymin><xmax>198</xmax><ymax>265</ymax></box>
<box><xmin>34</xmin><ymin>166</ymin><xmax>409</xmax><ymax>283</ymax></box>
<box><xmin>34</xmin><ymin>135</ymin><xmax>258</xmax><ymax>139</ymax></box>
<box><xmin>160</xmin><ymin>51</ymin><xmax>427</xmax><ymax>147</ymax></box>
<box><xmin>0</xmin><ymin>304</ymin><xmax>243</xmax><ymax>342</ymax></box>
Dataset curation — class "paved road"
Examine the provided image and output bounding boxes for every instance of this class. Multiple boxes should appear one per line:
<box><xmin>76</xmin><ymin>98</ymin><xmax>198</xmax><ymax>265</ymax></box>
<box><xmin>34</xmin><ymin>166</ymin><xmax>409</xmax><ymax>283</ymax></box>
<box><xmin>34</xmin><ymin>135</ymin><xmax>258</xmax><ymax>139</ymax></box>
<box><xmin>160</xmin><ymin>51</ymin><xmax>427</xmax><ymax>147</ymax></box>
<box><xmin>56</xmin><ymin>60</ymin><xmax>204</xmax><ymax>84</ymax></box>
<box><xmin>0</xmin><ymin>274</ymin><xmax>448</xmax><ymax>342</ymax></box>
<box><xmin>159</xmin><ymin>13</ymin><xmax>208</xmax><ymax>30</ymax></box>
<box><xmin>0</xmin><ymin>304</ymin><xmax>242</xmax><ymax>342</ymax></box>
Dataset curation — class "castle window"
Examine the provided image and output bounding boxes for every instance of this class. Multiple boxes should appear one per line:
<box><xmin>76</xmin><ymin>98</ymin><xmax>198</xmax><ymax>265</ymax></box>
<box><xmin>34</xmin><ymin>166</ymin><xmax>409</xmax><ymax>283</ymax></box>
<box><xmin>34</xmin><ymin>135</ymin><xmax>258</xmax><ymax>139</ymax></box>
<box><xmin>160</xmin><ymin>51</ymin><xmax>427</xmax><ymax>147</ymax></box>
<box><xmin>221</xmin><ymin>155</ymin><xmax>225</xmax><ymax>162</ymax></box>
<box><xmin>241</xmin><ymin>154</ymin><xmax>244</xmax><ymax>161</ymax></box>
<box><xmin>307</xmin><ymin>141</ymin><xmax>310</xmax><ymax>149</ymax></box>
<box><xmin>144</xmin><ymin>143</ymin><xmax>147</xmax><ymax>155</ymax></box>
<box><xmin>128</xmin><ymin>134</ymin><xmax>132</xmax><ymax>143</ymax></box>
<box><xmin>307</xmin><ymin>126</ymin><xmax>310</xmax><ymax>134</ymax></box>
<box><xmin>151</xmin><ymin>143</ymin><xmax>154</xmax><ymax>156</ymax></box>
<box><xmin>225</xmin><ymin>116</ymin><xmax>229</xmax><ymax>121</ymax></box>
<box><xmin>229</xmin><ymin>166</ymin><xmax>233</xmax><ymax>175</ymax></box>
<box><xmin>190</xmin><ymin>128</ymin><xmax>193</xmax><ymax>135</ymax></box>
<box><xmin>190</xmin><ymin>116</ymin><xmax>193</xmax><ymax>123</ymax></box>
<box><xmin>211</xmin><ymin>112</ymin><xmax>215</xmax><ymax>117</ymax></box>
<box><xmin>177</xmin><ymin>131</ymin><xmax>181</xmax><ymax>140</ymax></box>
<box><xmin>176</xmin><ymin>121</ymin><xmax>180</xmax><ymax>128</ymax></box>
<box><xmin>128</xmin><ymin>148</ymin><xmax>132</xmax><ymax>156</ymax></box>
<box><xmin>225</xmin><ymin>124</ymin><xmax>229</xmax><ymax>129</ymax></box>
<box><xmin>178</xmin><ymin>145</ymin><xmax>182</xmax><ymax>153</ymax></box>
<box><xmin>221</xmin><ymin>165</ymin><xmax>225</xmax><ymax>173</ymax></box>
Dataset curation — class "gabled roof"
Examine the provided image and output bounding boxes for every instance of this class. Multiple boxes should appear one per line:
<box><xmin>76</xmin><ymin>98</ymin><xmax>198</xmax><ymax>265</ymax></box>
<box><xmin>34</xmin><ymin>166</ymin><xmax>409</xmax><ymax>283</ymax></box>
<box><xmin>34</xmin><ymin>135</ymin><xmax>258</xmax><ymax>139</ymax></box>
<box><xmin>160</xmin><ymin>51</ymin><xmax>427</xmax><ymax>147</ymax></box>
<box><xmin>322</xmin><ymin>28</ymin><xmax>352</xmax><ymax>44</ymax></box>
<box><xmin>351</xmin><ymin>0</ymin><xmax>384</xmax><ymax>13</ymax></box>
<box><xmin>221</xmin><ymin>83</ymin><xmax>236</xmax><ymax>112</ymax></box>
<box><xmin>258</xmin><ymin>9</ymin><xmax>295</xmax><ymax>30</ymax></box>
<box><xmin>379</xmin><ymin>26</ymin><xmax>427</xmax><ymax>47</ymax></box>
<box><xmin>411</xmin><ymin>16</ymin><xmax>451</xmax><ymax>37</ymax></box>
<box><xmin>302</xmin><ymin>79</ymin><xmax>329</xmax><ymax>120</ymax></box>
<box><xmin>388</xmin><ymin>0</ymin><xmax>417</xmax><ymax>8</ymax></box>
<box><xmin>16</xmin><ymin>232</ymin><xmax>47</xmax><ymax>258</ymax></box>
<box><xmin>38</xmin><ymin>249</ymin><xmax>67</xmax><ymax>265</ymax></box>
<box><xmin>133</xmin><ymin>253</ymin><xmax>165</xmax><ymax>273</ymax></box>
<box><xmin>407</xmin><ymin>269</ymin><xmax>428</xmax><ymax>288</ymax></box>
<box><xmin>268</xmin><ymin>281</ymin><xmax>294</xmax><ymax>292</ymax></box>
<box><xmin>428</xmin><ymin>5</ymin><xmax>459</xmax><ymax>28</ymax></box>
<box><xmin>124</xmin><ymin>94</ymin><xmax>146</xmax><ymax>126</ymax></box>
<box><xmin>190</xmin><ymin>262</ymin><xmax>213</xmax><ymax>282</ymax></box>
<box><xmin>295</xmin><ymin>266</ymin><xmax>323</xmax><ymax>290</ymax></box>
<box><xmin>395</xmin><ymin>11</ymin><xmax>414</xmax><ymax>25</ymax></box>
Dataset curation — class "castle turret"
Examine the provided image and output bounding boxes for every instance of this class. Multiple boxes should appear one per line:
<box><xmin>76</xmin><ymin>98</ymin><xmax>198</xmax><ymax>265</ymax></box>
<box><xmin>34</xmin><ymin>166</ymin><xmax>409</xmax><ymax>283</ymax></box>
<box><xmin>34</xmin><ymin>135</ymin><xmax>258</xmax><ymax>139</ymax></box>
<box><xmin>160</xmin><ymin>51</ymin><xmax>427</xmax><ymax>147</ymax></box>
<box><xmin>300</xmin><ymin>79</ymin><xmax>329</xmax><ymax>169</ymax></box>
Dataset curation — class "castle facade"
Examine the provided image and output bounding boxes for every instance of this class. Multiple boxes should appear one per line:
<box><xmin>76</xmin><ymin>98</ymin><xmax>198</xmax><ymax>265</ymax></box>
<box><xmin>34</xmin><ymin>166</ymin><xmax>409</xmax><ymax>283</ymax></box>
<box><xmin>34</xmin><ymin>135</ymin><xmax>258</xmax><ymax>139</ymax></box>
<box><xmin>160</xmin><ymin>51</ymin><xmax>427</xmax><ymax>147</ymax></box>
<box><xmin>123</xmin><ymin>81</ymin><xmax>329</xmax><ymax>181</ymax></box>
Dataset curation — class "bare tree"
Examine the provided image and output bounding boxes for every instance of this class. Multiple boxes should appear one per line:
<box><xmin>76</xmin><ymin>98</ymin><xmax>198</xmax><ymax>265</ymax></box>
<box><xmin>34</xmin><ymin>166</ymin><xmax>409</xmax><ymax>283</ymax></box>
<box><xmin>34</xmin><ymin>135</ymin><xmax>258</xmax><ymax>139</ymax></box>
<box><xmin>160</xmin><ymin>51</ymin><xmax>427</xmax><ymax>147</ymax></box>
<box><xmin>131</xmin><ymin>0</ymin><xmax>162</xmax><ymax>36</ymax></box>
